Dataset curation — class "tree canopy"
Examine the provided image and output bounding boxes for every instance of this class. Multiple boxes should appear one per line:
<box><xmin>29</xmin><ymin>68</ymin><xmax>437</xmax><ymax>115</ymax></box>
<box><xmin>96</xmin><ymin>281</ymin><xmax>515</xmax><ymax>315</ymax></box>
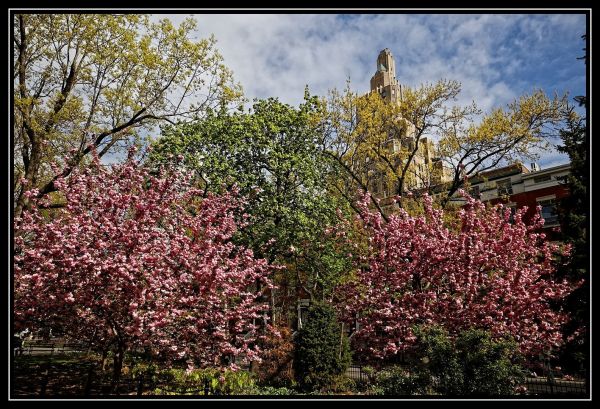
<box><xmin>14</xmin><ymin>14</ymin><xmax>242</xmax><ymax>217</ymax></box>
<box><xmin>150</xmin><ymin>95</ymin><xmax>355</xmax><ymax>323</ymax></box>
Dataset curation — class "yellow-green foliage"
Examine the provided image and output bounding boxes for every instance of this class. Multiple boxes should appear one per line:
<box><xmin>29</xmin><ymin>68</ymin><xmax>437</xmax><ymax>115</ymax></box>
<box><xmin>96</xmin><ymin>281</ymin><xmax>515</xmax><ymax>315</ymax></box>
<box><xmin>324</xmin><ymin>78</ymin><xmax>568</xmax><ymax>212</ymax></box>
<box><xmin>14</xmin><ymin>13</ymin><xmax>242</xmax><ymax>209</ymax></box>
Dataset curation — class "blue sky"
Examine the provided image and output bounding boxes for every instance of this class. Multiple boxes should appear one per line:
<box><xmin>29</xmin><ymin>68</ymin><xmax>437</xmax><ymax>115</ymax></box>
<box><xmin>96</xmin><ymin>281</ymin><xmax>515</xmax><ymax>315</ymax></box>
<box><xmin>155</xmin><ymin>13</ymin><xmax>587</xmax><ymax>169</ymax></box>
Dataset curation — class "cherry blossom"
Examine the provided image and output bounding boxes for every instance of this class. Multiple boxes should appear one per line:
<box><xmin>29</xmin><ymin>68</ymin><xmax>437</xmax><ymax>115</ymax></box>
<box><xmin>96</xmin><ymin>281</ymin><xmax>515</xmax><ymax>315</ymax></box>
<box><xmin>14</xmin><ymin>149</ymin><xmax>277</xmax><ymax>380</ymax></box>
<box><xmin>335</xmin><ymin>191</ymin><xmax>576</xmax><ymax>360</ymax></box>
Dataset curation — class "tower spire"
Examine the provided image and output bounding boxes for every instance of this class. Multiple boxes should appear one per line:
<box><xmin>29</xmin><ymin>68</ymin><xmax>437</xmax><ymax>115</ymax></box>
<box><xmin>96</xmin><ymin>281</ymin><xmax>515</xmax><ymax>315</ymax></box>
<box><xmin>370</xmin><ymin>48</ymin><xmax>401</xmax><ymax>103</ymax></box>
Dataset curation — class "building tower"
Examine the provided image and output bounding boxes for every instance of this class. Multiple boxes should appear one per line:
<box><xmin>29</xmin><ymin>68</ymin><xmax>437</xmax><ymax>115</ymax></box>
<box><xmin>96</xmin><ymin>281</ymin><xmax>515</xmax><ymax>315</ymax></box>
<box><xmin>370</xmin><ymin>48</ymin><xmax>402</xmax><ymax>103</ymax></box>
<box><xmin>365</xmin><ymin>48</ymin><xmax>451</xmax><ymax>203</ymax></box>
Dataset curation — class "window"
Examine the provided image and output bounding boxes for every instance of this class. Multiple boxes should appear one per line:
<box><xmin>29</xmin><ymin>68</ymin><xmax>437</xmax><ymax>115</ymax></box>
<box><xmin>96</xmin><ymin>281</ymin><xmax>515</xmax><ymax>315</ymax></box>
<box><xmin>496</xmin><ymin>179</ymin><xmax>513</xmax><ymax>196</ymax></box>
<box><xmin>538</xmin><ymin>198</ymin><xmax>559</xmax><ymax>226</ymax></box>
<box><xmin>533</xmin><ymin>174</ymin><xmax>552</xmax><ymax>184</ymax></box>
<box><xmin>469</xmin><ymin>185</ymin><xmax>481</xmax><ymax>199</ymax></box>
<box><xmin>508</xmin><ymin>205</ymin><xmax>517</xmax><ymax>224</ymax></box>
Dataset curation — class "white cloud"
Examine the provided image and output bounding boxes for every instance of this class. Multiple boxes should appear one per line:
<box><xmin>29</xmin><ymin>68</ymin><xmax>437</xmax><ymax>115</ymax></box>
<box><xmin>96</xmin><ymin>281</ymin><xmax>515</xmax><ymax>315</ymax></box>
<box><xmin>150</xmin><ymin>13</ymin><xmax>584</xmax><ymax>168</ymax></box>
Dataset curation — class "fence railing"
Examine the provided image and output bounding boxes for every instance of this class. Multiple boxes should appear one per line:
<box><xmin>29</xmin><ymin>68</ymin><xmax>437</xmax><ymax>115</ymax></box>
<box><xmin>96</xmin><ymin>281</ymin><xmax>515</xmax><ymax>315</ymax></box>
<box><xmin>344</xmin><ymin>364</ymin><xmax>588</xmax><ymax>397</ymax></box>
<box><xmin>15</xmin><ymin>339</ymin><xmax>88</xmax><ymax>356</ymax></box>
<box><xmin>14</xmin><ymin>366</ymin><xmax>248</xmax><ymax>397</ymax></box>
<box><xmin>524</xmin><ymin>376</ymin><xmax>587</xmax><ymax>396</ymax></box>
<box><xmin>345</xmin><ymin>365</ymin><xmax>370</xmax><ymax>383</ymax></box>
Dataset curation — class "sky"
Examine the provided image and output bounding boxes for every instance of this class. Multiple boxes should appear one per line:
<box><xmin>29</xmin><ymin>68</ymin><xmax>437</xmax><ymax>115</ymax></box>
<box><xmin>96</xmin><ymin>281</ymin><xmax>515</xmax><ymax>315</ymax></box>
<box><xmin>153</xmin><ymin>13</ymin><xmax>587</xmax><ymax>169</ymax></box>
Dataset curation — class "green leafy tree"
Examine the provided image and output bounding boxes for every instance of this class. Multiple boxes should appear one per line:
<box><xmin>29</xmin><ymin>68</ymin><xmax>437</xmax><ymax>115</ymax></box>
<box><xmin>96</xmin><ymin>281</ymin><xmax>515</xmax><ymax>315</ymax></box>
<box><xmin>574</xmin><ymin>34</ymin><xmax>587</xmax><ymax>108</ymax></box>
<box><xmin>149</xmin><ymin>94</ymin><xmax>354</xmax><ymax>323</ymax></box>
<box><xmin>13</xmin><ymin>14</ymin><xmax>242</xmax><ymax>217</ymax></box>
<box><xmin>293</xmin><ymin>303</ymin><xmax>351</xmax><ymax>392</ymax></box>
<box><xmin>438</xmin><ymin>90</ymin><xmax>567</xmax><ymax>208</ymax></box>
<box><xmin>323</xmin><ymin>79</ymin><xmax>477</xmax><ymax>215</ymax></box>
<box><xmin>554</xmin><ymin>33</ymin><xmax>588</xmax><ymax>375</ymax></box>
<box><xmin>323</xmin><ymin>80</ymin><xmax>567</xmax><ymax>214</ymax></box>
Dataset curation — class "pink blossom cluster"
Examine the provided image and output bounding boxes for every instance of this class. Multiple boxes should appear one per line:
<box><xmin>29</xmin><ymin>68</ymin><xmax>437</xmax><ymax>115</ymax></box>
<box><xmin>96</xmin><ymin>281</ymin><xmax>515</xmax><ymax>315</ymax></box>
<box><xmin>14</xmin><ymin>151</ymin><xmax>276</xmax><ymax>369</ymax></box>
<box><xmin>336</xmin><ymin>191</ymin><xmax>576</xmax><ymax>360</ymax></box>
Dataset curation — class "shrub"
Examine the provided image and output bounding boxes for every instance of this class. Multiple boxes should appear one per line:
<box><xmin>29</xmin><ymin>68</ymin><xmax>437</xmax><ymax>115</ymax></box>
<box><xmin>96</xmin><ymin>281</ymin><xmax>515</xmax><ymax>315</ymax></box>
<box><xmin>414</xmin><ymin>325</ymin><xmax>464</xmax><ymax>395</ymax></box>
<box><xmin>326</xmin><ymin>374</ymin><xmax>357</xmax><ymax>394</ymax></box>
<box><xmin>250</xmin><ymin>385</ymin><xmax>296</xmax><ymax>395</ymax></box>
<box><xmin>293</xmin><ymin>302</ymin><xmax>351</xmax><ymax>392</ymax></box>
<box><xmin>414</xmin><ymin>326</ymin><xmax>525</xmax><ymax>396</ymax></box>
<box><xmin>375</xmin><ymin>366</ymin><xmax>430</xmax><ymax>396</ymax></box>
<box><xmin>255</xmin><ymin>326</ymin><xmax>295</xmax><ymax>387</ymax></box>
<box><xmin>151</xmin><ymin>367</ymin><xmax>256</xmax><ymax>395</ymax></box>
<box><xmin>455</xmin><ymin>329</ymin><xmax>526</xmax><ymax>396</ymax></box>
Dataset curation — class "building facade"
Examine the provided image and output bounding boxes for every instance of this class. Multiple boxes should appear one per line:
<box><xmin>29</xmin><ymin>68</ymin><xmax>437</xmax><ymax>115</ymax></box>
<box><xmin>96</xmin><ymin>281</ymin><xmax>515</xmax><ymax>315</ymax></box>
<box><xmin>370</xmin><ymin>48</ymin><xmax>403</xmax><ymax>104</ymax></box>
<box><xmin>452</xmin><ymin>162</ymin><xmax>571</xmax><ymax>236</ymax></box>
<box><xmin>367</xmin><ymin>49</ymin><xmax>452</xmax><ymax>206</ymax></box>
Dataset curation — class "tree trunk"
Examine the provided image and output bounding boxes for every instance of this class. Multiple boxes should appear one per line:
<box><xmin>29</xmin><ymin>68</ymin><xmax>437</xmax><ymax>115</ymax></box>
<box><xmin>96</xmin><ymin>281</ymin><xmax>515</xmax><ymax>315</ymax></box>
<box><xmin>110</xmin><ymin>344</ymin><xmax>125</xmax><ymax>394</ymax></box>
<box><xmin>14</xmin><ymin>141</ymin><xmax>42</xmax><ymax>219</ymax></box>
<box><xmin>101</xmin><ymin>349</ymin><xmax>108</xmax><ymax>371</ymax></box>
<box><xmin>339</xmin><ymin>322</ymin><xmax>344</xmax><ymax>359</ymax></box>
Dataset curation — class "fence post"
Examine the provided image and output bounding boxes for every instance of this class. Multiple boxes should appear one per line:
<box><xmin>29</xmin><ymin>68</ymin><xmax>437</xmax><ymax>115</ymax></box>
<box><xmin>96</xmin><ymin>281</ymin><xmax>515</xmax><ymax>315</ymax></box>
<box><xmin>39</xmin><ymin>368</ymin><xmax>49</xmax><ymax>397</ymax></box>
<box><xmin>547</xmin><ymin>369</ymin><xmax>555</xmax><ymax>395</ymax></box>
<box><xmin>137</xmin><ymin>373</ymin><xmax>144</xmax><ymax>396</ymax></box>
<box><xmin>84</xmin><ymin>364</ymin><xmax>94</xmax><ymax>397</ymax></box>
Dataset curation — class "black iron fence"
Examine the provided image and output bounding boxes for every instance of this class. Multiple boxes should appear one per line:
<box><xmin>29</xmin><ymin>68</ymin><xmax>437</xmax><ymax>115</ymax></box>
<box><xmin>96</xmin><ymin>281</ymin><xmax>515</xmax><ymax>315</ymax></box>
<box><xmin>345</xmin><ymin>365</ymin><xmax>370</xmax><ymax>383</ymax></box>
<box><xmin>12</xmin><ymin>351</ymin><xmax>588</xmax><ymax>397</ymax></box>
<box><xmin>524</xmin><ymin>376</ymin><xmax>587</xmax><ymax>397</ymax></box>
<box><xmin>13</xmin><ymin>361</ymin><xmax>215</xmax><ymax>397</ymax></box>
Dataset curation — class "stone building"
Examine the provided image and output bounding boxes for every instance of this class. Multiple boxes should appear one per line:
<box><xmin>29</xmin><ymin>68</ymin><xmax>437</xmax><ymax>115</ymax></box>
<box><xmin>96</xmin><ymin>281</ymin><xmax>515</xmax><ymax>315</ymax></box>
<box><xmin>363</xmin><ymin>49</ymin><xmax>571</xmax><ymax>241</ymax></box>
<box><xmin>366</xmin><ymin>48</ymin><xmax>452</xmax><ymax>208</ymax></box>
<box><xmin>370</xmin><ymin>48</ymin><xmax>403</xmax><ymax>104</ymax></box>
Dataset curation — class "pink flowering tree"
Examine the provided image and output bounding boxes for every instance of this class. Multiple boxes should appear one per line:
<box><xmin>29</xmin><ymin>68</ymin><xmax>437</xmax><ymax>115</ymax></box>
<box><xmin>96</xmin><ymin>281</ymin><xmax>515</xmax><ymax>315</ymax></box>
<box><xmin>335</xmin><ymin>191</ymin><xmax>576</xmax><ymax>362</ymax></box>
<box><xmin>14</xmin><ymin>149</ymin><xmax>276</xmax><ymax>385</ymax></box>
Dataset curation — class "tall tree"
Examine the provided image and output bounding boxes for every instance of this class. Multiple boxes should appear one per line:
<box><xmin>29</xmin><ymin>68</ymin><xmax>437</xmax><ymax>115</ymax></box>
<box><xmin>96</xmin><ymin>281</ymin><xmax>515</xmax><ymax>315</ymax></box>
<box><xmin>323</xmin><ymin>79</ymin><xmax>477</xmax><ymax>214</ymax></box>
<box><xmin>555</xmin><ymin>34</ymin><xmax>588</xmax><ymax>373</ymax></box>
<box><xmin>438</xmin><ymin>90</ymin><xmax>568</xmax><ymax>208</ymax></box>
<box><xmin>149</xmin><ymin>94</ymin><xmax>354</xmax><ymax>324</ymax></box>
<box><xmin>13</xmin><ymin>14</ymin><xmax>242</xmax><ymax>217</ymax></box>
<box><xmin>14</xmin><ymin>150</ymin><xmax>274</xmax><ymax>387</ymax></box>
<box><xmin>574</xmin><ymin>34</ymin><xmax>587</xmax><ymax>108</ymax></box>
<box><xmin>555</xmin><ymin>110</ymin><xmax>588</xmax><ymax>371</ymax></box>
<box><xmin>323</xmin><ymin>80</ymin><xmax>568</xmax><ymax>214</ymax></box>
